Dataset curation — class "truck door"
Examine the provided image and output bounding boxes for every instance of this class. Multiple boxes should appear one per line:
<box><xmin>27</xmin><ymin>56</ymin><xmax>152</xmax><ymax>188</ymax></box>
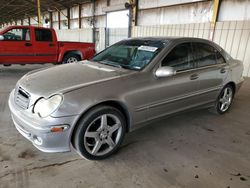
<box><xmin>0</xmin><ymin>27</ymin><xmax>34</xmax><ymax>64</ymax></box>
<box><xmin>32</xmin><ymin>28</ymin><xmax>57</xmax><ymax>63</ymax></box>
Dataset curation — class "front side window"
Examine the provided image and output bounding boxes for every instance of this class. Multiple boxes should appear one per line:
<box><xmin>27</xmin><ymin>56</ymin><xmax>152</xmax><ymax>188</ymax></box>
<box><xmin>92</xmin><ymin>40</ymin><xmax>166</xmax><ymax>70</ymax></box>
<box><xmin>193</xmin><ymin>43</ymin><xmax>217</xmax><ymax>68</ymax></box>
<box><xmin>35</xmin><ymin>29</ymin><xmax>53</xmax><ymax>42</ymax></box>
<box><xmin>161</xmin><ymin>43</ymin><xmax>194</xmax><ymax>72</ymax></box>
<box><xmin>3</xmin><ymin>28</ymin><xmax>30</xmax><ymax>41</ymax></box>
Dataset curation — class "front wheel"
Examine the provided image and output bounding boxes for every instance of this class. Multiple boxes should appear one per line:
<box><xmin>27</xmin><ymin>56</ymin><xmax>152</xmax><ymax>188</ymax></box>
<box><xmin>73</xmin><ymin>106</ymin><xmax>126</xmax><ymax>160</ymax></box>
<box><xmin>210</xmin><ymin>85</ymin><xmax>234</xmax><ymax>114</ymax></box>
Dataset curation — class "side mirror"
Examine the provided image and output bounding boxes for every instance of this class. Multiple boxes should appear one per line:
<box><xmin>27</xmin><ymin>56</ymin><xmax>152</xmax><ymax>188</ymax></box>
<box><xmin>0</xmin><ymin>35</ymin><xmax>4</xmax><ymax>41</ymax></box>
<box><xmin>155</xmin><ymin>66</ymin><xmax>176</xmax><ymax>78</ymax></box>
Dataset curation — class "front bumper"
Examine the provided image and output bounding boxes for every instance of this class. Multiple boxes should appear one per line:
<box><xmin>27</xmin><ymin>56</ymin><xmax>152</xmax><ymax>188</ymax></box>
<box><xmin>8</xmin><ymin>90</ymin><xmax>79</xmax><ymax>153</ymax></box>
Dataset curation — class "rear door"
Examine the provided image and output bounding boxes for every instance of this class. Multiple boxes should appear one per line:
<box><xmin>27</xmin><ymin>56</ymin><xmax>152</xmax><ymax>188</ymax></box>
<box><xmin>0</xmin><ymin>27</ymin><xmax>34</xmax><ymax>63</ymax></box>
<box><xmin>32</xmin><ymin>28</ymin><xmax>57</xmax><ymax>63</ymax></box>
<box><xmin>191</xmin><ymin>42</ymin><xmax>229</xmax><ymax>104</ymax></box>
<box><xmin>145</xmin><ymin>42</ymin><xmax>201</xmax><ymax>121</ymax></box>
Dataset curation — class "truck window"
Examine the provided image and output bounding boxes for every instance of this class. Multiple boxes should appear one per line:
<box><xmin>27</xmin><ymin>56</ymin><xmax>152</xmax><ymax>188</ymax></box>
<box><xmin>3</xmin><ymin>28</ymin><xmax>30</xmax><ymax>41</ymax></box>
<box><xmin>35</xmin><ymin>29</ymin><xmax>53</xmax><ymax>42</ymax></box>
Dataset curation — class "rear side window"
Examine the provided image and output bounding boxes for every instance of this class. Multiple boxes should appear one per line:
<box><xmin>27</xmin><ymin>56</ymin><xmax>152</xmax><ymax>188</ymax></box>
<box><xmin>35</xmin><ymin>29</ymin><xmax>53</xmax><ymax>42</ymax></box>
<box><xmin>162</xmin><ymin>43</ymin><xmax>194</xmax><ymax>72</ymax></box>
<box><xmin>193</xmin><ymin>43</ymin><xmax>217</xmax><ymax>68</ymax></box>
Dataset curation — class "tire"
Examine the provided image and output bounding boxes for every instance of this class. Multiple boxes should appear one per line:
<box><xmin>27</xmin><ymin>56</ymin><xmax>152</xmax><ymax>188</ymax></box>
<box><xmin>62</xmin><ymin>53</ymin><xmax>81</xmax><ymax>64</ymax></box>
<box><xmin>209</xmin><ymin>84</ymin><xmax>234</xmax><ymax>115</ymax></box>
<box><xmin>73</xmin><ymin>105</ymin><xmax>126</xmax><ymax>160</ymax></box>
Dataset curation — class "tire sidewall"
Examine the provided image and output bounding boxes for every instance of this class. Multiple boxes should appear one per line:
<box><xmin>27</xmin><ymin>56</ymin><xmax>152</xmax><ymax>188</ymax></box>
<box><xmin>74</xmin><ymin>106</ymin><xmax>126</xmax><ymax>160</ymax></box>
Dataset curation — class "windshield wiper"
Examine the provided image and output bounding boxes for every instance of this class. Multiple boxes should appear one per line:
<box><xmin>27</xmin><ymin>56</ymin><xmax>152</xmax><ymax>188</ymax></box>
<box><xmin>99</xmin><ymin>61</ymin><xmax>122</xmax><ymax>68</ymax></box>
<box><xmin>93</xmin><ymin>60</ymin><xmax>138</xmax><ymax>71</ymax></box>
<box><xmin>119</xmin><ymin>64</ymin><xmax>138</xmax><ymax>71</ymax></box>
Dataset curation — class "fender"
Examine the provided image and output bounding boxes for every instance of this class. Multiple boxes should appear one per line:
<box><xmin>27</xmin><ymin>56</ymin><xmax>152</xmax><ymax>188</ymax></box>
<box><xmin>58</xmin><ymin>50</ymin><xmax>84</xmax><ymax>63</ymax></box>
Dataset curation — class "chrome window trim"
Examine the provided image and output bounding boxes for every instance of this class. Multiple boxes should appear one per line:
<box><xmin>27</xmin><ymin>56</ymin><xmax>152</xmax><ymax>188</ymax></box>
<box><xmin>175</xmin><ymin>63</ymin><xmax>223</xmax><ymax>75</ymax></box>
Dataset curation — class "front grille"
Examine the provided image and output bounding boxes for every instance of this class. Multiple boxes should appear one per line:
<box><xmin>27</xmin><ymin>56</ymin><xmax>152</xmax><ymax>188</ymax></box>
<box><xmin>15</xmin><ymin>87</ymin><xmax>30</xmax><ymax>109</ymax></box>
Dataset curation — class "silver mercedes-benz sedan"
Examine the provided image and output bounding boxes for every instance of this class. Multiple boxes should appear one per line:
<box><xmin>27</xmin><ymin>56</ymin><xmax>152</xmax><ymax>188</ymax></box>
<box><xmin>9</xmin><ymin>37</ymin><xmax>244</xmax><ymax>160</ymax></box>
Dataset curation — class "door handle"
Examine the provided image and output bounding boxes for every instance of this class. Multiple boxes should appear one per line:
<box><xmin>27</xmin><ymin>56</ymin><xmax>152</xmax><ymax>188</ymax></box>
<box><xmin>49</xmin><ymin>43</ymin><xmax>55</xmax><ymax>47</ymax></box>
<box><xmin>25</xmin><ymin>43</ymin><xmax>32</xmax><ymax>47</ymax></box>
<box><xmin>220</xmin><ymin>68</ymin><xmax>226</xmax><ymax>74</ymax></box>
<box><xmin>190</xmin><ymin>74</ymin><xmax>199</xmax><ymax>80</ymax></box>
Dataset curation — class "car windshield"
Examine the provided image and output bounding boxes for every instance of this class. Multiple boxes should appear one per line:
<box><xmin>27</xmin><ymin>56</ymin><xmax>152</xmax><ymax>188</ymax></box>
<box><xmin>92</xmin><ymin>39</ymin><xmax>166</xmax><ymax>70</ymax></box>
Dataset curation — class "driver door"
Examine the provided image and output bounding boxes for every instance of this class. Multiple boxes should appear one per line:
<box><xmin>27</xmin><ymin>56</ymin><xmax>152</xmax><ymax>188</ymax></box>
<box><xmin>0</xmin><ymin>27</ymin><xmax>34</xmax><ymax>64</ymax></box>
<box><xmin>145</xmin><ymin>42</ymin><xmax>201</xmax><ymax>121</ymax></box>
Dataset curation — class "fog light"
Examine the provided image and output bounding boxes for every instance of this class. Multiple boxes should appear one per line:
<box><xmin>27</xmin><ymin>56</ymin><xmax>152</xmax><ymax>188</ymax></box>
<box><xmin>33</xmin><ymin>136</ymin><xmax>43</xmax><ymax>145</ymax></box>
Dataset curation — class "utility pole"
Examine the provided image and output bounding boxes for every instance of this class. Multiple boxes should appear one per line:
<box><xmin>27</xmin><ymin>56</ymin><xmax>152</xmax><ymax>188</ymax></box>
<box><xmin>37</xmin><ymin>0</ymin><xmax>42</xmax><ymax>26</ymax></box>
<box><xmin>92</xmin><ymin>0</ymin><xmax>96</xmax><ymax>43</ymax></box>
<box><xmin>209</xmin><ymin>0</ymin><xmax>221</xmax><ymax>41</ymax></box>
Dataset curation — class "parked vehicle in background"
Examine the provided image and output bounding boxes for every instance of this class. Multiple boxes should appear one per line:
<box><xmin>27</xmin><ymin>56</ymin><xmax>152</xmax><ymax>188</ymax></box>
<box><xmin>0</xmin><ymin>26</ymin><xmax>95</xmax><ymax>65</ymax></box>
<box><xmin>9</xmin><ymin>37</ymin><xmax>244</xmax><ymax>160</ymax></box>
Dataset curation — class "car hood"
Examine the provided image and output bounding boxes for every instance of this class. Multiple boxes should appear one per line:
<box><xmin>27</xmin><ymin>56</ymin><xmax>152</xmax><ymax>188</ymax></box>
<box><xmin>18</xmin><ymin>61</ymin><xmax>131</xmax><ymax>97</ymax></box>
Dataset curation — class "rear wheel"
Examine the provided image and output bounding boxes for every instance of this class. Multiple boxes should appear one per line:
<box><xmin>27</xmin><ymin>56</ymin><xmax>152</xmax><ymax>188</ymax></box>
<box><xmin>73</xmin><ymin>106</ymin><xmax>126</xmax><ymax>160</ymax></box>
<box><xmin>62</xmin><ymin>53</ymin><xmax>81</xmax><ymax>64</ymax></box>
<box><xmin>210</xmin><ymin>84</ymin><xmax>234</xmax><ymax>114</ymax></box>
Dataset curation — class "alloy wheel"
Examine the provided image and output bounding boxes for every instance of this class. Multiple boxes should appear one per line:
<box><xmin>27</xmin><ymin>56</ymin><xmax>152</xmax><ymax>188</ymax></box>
<box><xmin>83</xmin><ymin>114</ymin><xmax>122</xmax><ymax>156</ymax></box>
<box><xmin>218</xmin><ymin>87</ymin><xmax>233</xmax><ymax>112</ymax></box>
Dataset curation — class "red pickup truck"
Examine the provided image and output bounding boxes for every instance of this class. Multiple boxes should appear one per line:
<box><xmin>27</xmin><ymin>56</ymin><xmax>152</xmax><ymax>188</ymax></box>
<box><xmin>0</xmin><ymin>26</ymin><xmax>95</xmax><ymax>65</ymax></box>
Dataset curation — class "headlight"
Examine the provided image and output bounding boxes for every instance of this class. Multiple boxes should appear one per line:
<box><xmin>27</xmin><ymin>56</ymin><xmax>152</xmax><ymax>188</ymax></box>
<box><xmin>33</xmin><ymin>95</ymin><xmax>63</xmax><ymax>118</ymax></box>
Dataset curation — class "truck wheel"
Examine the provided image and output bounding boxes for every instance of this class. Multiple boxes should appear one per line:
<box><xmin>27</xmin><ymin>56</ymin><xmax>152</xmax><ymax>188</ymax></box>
<box><xmin>62</xmin><ymin>54</ymin><xmax>81</xmax><ymax>64</ymax></box>
<box><xmin>73</xmin><ymin>105</ymin><xmax>126</xmax><ymax>160</ymax></box>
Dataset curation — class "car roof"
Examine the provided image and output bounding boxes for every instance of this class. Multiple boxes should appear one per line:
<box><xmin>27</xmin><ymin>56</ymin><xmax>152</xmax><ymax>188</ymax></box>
<box><xmin>128</xmin><ymin>36</ymin><xmax>212</xmax><ymax>43</ymax></box>
<box><xmin>126</xmin><ymin>37</ymin><xmax>223</xmax><ymax>51</ymax></box>
<box><xmin>3</xmin><ymin>25</ymin><xmax>51</xmax><ymax>30</ymax></box>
